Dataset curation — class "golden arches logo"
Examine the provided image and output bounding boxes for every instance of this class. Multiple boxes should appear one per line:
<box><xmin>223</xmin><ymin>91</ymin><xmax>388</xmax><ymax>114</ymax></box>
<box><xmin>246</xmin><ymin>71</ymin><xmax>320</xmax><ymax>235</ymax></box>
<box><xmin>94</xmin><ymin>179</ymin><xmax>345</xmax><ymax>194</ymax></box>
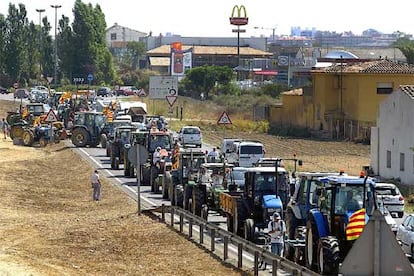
<box><xmin>230</xmin><ymin>5</ymin><xmax>248</xmax><ymax>26</ymax></box>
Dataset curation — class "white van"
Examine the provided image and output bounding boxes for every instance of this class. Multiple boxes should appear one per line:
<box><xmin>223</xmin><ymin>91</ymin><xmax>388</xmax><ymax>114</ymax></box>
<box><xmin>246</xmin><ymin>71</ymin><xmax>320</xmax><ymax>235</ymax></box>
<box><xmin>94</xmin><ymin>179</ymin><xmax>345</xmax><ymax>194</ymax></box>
<box><xmin>227</xmin><ymin>140</ymin><xmax>265</xmax><ymax>167</ymax></box>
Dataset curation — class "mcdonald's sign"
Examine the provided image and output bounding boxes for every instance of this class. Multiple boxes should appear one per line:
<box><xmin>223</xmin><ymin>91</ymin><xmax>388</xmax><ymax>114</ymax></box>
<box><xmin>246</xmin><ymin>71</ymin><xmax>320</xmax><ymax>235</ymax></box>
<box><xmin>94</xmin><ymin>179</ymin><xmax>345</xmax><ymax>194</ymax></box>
<box><xmin>230</xmin><ymin>5</ymin><xmax>248</xmax><ymax>26</ymax></box>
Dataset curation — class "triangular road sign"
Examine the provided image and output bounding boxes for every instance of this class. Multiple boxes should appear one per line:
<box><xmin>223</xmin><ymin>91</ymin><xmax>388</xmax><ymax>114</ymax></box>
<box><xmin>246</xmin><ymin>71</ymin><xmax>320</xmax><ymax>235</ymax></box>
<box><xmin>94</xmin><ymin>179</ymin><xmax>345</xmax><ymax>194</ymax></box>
<box><xmin>44</xmin><ymin>109</ymin><xmax>59</xmax><ymax>123</ymax></box>
<box><xmin>217</xmin><ymin>111</ymin><xmax>232</xmax><ymax>125</ymax></box>
<box><xmin>166</xmin><ymin>95</ymin><xmax>177</xmax><ymax>107</ymax></box>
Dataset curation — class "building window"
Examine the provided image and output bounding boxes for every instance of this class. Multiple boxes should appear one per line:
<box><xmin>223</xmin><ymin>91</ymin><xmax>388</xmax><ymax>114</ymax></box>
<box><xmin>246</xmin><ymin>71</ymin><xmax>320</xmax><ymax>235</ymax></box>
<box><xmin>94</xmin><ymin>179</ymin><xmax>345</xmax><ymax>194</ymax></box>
<box><xmin>400</xmin><ymin>153</ymin><xmax>405</xmax><ymax>171</ymax></box>
<box><xmin>377</xmin><ymin>82</ymin><xmax>393</xmax><ymax>94</ymax></box>
<box><xmin>110</xmin><ymin>33</ymin><xmax>117</xmax><ymax>40</ymax></box>
<box><xmin>386</xmin><ymin>150</ymin><xmax>391</xmax><ymax>168</ymax></box>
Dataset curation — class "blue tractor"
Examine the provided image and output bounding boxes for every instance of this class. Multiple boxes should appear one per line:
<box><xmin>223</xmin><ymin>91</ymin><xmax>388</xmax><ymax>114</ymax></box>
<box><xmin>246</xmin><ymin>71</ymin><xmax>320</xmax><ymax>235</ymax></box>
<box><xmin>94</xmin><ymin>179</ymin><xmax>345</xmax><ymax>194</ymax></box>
<box><xmin>220</xmin><ymin>166</ymin><xmax>287</xmax><ymax>242</ymax></box>
<box><xmin>71</xmin><ymin>111</ymin><xmax>106</xmax><ymax>147</ymax></box>
<box><xmin>287</xmin><ymin>174</ymin><xmax>376</xmax><ymax>275</ymax></box>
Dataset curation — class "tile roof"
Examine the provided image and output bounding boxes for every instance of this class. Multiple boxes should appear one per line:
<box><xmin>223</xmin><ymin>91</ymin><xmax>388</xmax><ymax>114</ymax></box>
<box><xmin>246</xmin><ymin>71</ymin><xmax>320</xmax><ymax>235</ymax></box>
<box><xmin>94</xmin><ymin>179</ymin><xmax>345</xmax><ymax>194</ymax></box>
<box><xmin>399</xmin><ymin>85</ymin><xmax>414</xmax><ymax>99</ymax></box>
<box><xmin>315</xmin><ymin>59</ymin><xmax>414</xmax><ymax>74</ymax></box>
<box><xmin>147</xmin><ymin>45</ymin><xmax>272</xmax><ymax>57</ymax></box>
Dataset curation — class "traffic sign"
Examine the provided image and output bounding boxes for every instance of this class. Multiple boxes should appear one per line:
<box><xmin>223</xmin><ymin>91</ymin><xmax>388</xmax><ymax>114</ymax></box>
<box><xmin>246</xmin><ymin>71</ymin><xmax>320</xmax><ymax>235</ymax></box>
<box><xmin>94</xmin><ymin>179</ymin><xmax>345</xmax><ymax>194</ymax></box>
<box><xmin>44</xmin><ymin>109</ymin><xmax>59</xmax><ymax>123</ymax></box>
<box><xmin>166</xmin><ymin>95</ymin><xmax>177</xmax><ymax>107</ymax></box>
<box><xmin>137</xmin><ymin>88</ymin><xmax>147</xmax><ymax>97</ymax></box>
<box><xmin>87</xmin><ymin>74</ymin><xmax>94</xmax><ymax>82</ymax></box>
<box><xmin>217</xmin><ymin>111</ymin><xmax>232</xmax><ymax>125</ymax></box>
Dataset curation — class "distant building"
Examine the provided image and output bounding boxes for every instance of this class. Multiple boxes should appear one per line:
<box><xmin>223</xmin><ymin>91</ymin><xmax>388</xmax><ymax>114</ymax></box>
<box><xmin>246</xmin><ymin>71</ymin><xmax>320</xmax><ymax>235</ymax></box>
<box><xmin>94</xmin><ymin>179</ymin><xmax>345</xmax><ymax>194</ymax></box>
<box><xmin>269</xmin><ymin>59</ymin><xmax>414</xmax><ymax>140</ymax></box>
<box><xmin>371</xmin><ymin>85</ymin><xmax>414</xmax><ymax>186</ymax></box>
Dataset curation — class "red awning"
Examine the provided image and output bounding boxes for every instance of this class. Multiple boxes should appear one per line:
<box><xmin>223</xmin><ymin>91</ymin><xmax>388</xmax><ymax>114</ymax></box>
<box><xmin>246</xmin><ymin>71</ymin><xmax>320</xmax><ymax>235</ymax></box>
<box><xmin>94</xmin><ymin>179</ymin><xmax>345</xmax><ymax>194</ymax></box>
<box><xmin>254</xmin><ymin>70</ymin><xmax>278</xmax><ymax>76</ymax></box>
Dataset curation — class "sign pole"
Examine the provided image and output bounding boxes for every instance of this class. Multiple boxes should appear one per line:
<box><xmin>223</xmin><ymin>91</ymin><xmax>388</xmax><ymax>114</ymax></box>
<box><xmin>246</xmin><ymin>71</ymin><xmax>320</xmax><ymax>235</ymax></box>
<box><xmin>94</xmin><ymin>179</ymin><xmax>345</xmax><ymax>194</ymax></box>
<box><xmin>136</xmin><ymin>144</ymin><xmax>141</xmax><ymax>214</ymax></box>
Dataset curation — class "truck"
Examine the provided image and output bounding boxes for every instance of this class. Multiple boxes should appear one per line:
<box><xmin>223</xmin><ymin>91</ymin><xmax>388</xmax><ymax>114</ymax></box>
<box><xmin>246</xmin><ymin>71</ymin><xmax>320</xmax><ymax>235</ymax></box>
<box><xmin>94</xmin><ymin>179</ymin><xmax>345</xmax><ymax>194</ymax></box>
<box><xmin>220</xmin><ymin>166</ymin><xmax>287</xmax><ymax>241</ymax></box>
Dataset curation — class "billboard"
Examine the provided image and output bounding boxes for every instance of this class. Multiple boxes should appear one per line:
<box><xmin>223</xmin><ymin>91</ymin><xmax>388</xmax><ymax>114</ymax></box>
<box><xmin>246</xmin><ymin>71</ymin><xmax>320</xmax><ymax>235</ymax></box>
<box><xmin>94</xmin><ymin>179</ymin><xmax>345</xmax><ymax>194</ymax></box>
<box><xmin>171</xmin><ymin>44</ymin><xmax>192</xmax><ymax>76</ymax></box>
<box><xmin>149</xmin><ymin>76</ymin><xmax>178</xmax><ymax>99</ymax></box>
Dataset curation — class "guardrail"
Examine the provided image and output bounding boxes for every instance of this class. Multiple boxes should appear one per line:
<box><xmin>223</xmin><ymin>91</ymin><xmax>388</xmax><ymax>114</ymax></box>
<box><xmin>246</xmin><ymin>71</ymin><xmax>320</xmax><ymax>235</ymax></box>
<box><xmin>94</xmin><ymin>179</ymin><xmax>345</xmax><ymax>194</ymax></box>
<box><xmin>155</xmin><ymin>204</ymin><xmax>320</xmax><ymax>276</ymax></box>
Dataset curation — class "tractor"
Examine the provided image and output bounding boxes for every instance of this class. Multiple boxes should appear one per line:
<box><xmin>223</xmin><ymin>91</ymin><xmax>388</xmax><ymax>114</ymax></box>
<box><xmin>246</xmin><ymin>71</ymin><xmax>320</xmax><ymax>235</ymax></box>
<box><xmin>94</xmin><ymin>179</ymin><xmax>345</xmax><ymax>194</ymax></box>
<box><xmin>302</xmin><ymin>174</ymin><xmax>376</xmax><ymax>274</ymax></box>
<box><xmin>71</xmin><ymin>111</ymin><xmax>106</xmax><ymax>147</ymax></box>
<box><xmin>284</xmin><ymin>171</ymin><xmax>347</xmax><ymax>265</ymax></box>
<box><xmin>170</xmin><ymin>148</ymin><xmax>206</xmax><ymax>209</ymax></box>
<box><xmin>191</xmin><ymin>162</ymin><xmax>234</xmax><ymax>219</ymax></box>
<box><xmin>220</xmin><ymin>166</ymin><xmax>287</xmax><ymax>241</ymax></box>
<box><xmin>108</xmin><ymin>125</ymin><xmax>137</xmax><ymax>170</ymax></box>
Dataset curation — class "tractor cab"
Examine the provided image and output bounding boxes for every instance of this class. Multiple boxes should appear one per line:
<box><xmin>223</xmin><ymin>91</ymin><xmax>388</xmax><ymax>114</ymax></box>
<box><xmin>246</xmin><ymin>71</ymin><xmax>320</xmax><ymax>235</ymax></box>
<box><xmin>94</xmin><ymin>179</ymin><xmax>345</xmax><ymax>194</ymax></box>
<box><xmin>243</xmin><ymin>166</ymin><xmax>287</xmax><ymax>230</ymax></box>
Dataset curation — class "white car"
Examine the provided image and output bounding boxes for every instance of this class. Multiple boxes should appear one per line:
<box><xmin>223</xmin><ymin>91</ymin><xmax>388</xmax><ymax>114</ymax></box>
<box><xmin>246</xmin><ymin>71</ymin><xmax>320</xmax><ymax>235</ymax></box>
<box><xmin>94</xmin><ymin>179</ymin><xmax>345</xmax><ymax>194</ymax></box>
<box><xmin>178</xmin><ymin>126</ymin><xmax>202</xmax><ymax>148</ymax></box>
<box><xmin>396</xmin><ymin>214</ymin><xmax>414</xmax><ymax>261</ymax></box>
<box><xmin>375</xmin><ymin>182</ymin><xmax>405</xmax><ymax>218</ymax></box>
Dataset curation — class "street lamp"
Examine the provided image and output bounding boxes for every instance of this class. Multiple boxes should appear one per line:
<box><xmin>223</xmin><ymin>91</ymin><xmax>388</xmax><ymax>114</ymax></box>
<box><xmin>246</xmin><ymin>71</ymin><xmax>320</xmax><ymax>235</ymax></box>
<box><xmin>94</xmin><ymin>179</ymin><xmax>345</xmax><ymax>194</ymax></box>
<box><xmin>51</xmin><ymin>4</ymin><xmax>62</xmax><ymax>87</ymax></box>
<box><xmin>36</xmin><ymin>8</ymin><xmax>45</xmax><ymax>78</ymax></box>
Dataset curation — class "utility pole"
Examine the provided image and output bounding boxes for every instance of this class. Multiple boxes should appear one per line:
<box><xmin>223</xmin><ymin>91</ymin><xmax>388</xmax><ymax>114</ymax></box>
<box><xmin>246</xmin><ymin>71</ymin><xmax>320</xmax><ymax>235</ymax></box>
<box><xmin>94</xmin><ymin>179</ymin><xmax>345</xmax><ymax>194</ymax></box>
<box><xmin>51</xmin><ymin>4</ymin><xmax>62</xmax><ymax>87</ymax></box>
<box><xmin>36</xmin><ymin>8</ymin><xmax>45</xmax><ymax>80</ymax></box>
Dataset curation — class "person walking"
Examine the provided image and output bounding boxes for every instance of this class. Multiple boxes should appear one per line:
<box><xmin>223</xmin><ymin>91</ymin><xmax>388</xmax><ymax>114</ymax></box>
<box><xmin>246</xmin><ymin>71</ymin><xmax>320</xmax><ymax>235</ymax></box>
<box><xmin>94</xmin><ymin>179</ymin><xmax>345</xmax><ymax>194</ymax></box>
<box><xmin>1</xmin><ymin>118</ymin><xmax>8</xmax><ymax>140</ymax></box>
<box><xmin>268</xmin><ymin>212</ymin><xmax>286</xmax><ymax>257</ymax></box>
<box><xmin>91</xmin><ymin>169</ymin><xmax>101</xmax><ymax>201</ymax></box>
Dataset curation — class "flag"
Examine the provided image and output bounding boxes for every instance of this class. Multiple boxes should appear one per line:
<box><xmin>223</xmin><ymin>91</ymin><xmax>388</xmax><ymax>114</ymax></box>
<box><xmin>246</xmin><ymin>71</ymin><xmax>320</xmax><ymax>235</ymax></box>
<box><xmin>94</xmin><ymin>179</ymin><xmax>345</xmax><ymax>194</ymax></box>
<box><xmin>346</xmin><ymin>208</ymin><xmax>366</xmax><ymax>241</ymax></box>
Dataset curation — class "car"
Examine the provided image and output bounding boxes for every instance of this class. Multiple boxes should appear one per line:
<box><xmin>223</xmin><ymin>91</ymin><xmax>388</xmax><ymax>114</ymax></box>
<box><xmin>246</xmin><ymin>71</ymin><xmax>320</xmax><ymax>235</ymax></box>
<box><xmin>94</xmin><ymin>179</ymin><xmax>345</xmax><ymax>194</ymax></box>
<box><xmin>14</xmin><ymin>88</ymin><xmax>29</xmax><ymax>99</ymax></box>
<box><xmin>226</xmin><ymin>166</ymin><xmax>247</xmax><ymax>188</ymax></box>
<box><xmin>97</xmin><ymin>87</ymin><xmax>113</xmax><ymax>97</ymax></box>
<box><xmin>396</xmin><ymin>214</ymin><xmax>414</xmax><ymax>261</ymax></box>
<box><xmin>0</xmin><ymin>86</ymin><xmax>10</xmax><ymax>94</ymax></box>
<box><xmin>178</xmin><ymin>126</ymin><xmax>202</xmax><ymax>148</ymax></box>
<box><xmin>375</xmin><ymin>182</ymin><xmax>405</xmax><ymax>218</ymax></box>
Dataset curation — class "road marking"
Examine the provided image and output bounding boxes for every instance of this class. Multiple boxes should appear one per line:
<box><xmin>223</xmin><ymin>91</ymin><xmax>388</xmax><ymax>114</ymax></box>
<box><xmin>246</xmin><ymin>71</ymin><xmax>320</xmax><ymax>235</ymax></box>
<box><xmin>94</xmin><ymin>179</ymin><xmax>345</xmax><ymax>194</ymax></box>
<box><xmin>78</xmin><ymin>147</ymin><xmax>157</xmax><ymax>206</ymax></box>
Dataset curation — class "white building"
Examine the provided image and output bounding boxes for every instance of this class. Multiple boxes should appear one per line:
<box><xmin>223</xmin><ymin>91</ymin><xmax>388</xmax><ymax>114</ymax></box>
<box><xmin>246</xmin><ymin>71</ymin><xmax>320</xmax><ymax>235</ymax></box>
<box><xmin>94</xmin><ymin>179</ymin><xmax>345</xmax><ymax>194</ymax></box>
<box><xmin>371</xmin><ymin>85</ymin><xmax>414</xmax><ymax>186</ymax></box>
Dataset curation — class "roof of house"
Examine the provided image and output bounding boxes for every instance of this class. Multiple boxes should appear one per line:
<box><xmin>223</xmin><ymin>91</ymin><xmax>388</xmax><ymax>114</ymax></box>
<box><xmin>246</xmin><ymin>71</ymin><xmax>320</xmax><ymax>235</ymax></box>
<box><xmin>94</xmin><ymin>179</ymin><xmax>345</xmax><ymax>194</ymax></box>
<box><xmin>147</xmin><ymin>45</ymin><xmax>272</xmax><ymax>57</ymax></box>
<box><xmin>314</xmin><ymin>59</ymin><xmax>414</xmax><ymax>74</ymax></box>
<box><xmin>282</xmin><ymin>88</ymin><xmax>303</xmax><ymax>96</ymax></box>
<box><xmin>399</xmin><ymin>85</ymin><xmax>414</xmax><ymax>99</ymax></box>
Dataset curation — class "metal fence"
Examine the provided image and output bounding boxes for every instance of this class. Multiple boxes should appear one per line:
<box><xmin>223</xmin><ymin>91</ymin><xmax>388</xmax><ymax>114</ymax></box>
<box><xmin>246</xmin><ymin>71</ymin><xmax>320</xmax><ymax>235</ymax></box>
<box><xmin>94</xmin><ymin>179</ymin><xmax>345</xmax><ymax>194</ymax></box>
<box><xmin>156</xmin><ymin>204</ymin><xmax>320</xmax><ymax>276</ymax></box>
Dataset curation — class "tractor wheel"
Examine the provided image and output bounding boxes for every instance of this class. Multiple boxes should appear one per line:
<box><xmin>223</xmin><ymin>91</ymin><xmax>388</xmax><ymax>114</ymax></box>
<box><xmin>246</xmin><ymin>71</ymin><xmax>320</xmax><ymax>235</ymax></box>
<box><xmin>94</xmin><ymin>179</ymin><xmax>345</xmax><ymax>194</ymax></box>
<box><xmin>227</xmin><ymin>215</ymin><xmax>234</xmax><ymax>233</ymax></box>
<box><xmin>284</xmin><ymin>208</ymin><xmax>298</xmax><ymax>261</ymax></box>
<box><xmin>114</xmin><ymin>158</ymin><xmax>119</xmax><ymax>170</ymax></box>
<box><xmin>22</xmin><ymin>129</ymin><xmax>34</xmax><ymax>146</ymax></box>
<box><xmin>71</xmin><ymin>128</ymin><xmax>89</xmax><ymax>147</ymax></box>
<box><xmin>39</xmin><ymin>137</ymin><xmax>48</xmax><ymax>147</ymax></box>
<box><xmin>293</xmin><ymin>226</ymin><xmax>306</xmax><ymax>266</ymax></box>
<box><xmin>124</xmin><ymin>156</ymin><xmax>131</xmax><ymax>177</ymax></box>
<box><xmin>153</xmin><ymin>176</ymin><xmax>161</xmax><ymax>194</ymax></box>
<box><xmin>162</xmin><ymin>175</ymin><xmax>169</xmax><ymax>199</ymax></box>
<box><xmin>106</xmin><ymin>145</ymin><xmax>111</xmax><ymax>157</ymax></box>
<box><xmin>317</xmin><ymin>237</ymin><xmax>340</xmax><ymax>275</ymax></box>
<box><xmin>183</xmin><ymin>185</ymin><xmax>193</xmax><ymax>211</ymax></box>
<box><xmin>201</xmin><ymin>206</ymin><xmax>209</xmax><ymax>220</ymax></box>
<box><xmin>10</xmin><ymin>125</ymin><xmax>24</xmax><ymax>139</ymax></box>
<box><xmin>175</xmin><ymin>186</ymin><xmax>184</xmax><ymax>208</ymax></box>
<box><xmin>110</xmin><ymin>156</ymin><xmax>116</xmax><ymax>169</ymax></box>
<box><xmin>193</xmin><ymin>185</ymin><xmax>206</xmax><ymax>216</ymax></box>
<box><xmin>170</xmin><ymin>185</ymin><xmax>176</xmax><ymax>206</ymax></box>
<box><xmin>305</xmin><ymin>218</ymin><xmax>319</xmax><ymax>271</ymax></box>
<box><xmin>244</xmin><ymin>218</ymin><xmax>255</xmax><ymax>242</ymax></box>
<box><xmin>100</xmin><ymin>133</ymin><xmax>107</xmax><ymax>148</ymax></box>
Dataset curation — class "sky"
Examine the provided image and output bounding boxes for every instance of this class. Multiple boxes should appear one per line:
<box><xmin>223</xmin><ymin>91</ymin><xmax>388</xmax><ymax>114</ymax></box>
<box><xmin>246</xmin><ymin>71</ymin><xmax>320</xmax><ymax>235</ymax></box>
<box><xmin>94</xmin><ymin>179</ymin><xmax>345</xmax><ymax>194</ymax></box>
<box><xmin>1</xmin><ymin>0</ymin><xmax>413</xmax><ymax>38</ymax></box>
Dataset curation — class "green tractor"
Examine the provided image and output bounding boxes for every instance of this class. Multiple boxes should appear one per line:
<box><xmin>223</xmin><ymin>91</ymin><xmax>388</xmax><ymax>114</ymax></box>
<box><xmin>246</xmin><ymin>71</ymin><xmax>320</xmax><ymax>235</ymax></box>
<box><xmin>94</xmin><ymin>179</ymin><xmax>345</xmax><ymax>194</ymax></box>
<box><xmin>71</xmin><ymin>111</ymin><xmax>106</xmax><ymax>147</ymax></box>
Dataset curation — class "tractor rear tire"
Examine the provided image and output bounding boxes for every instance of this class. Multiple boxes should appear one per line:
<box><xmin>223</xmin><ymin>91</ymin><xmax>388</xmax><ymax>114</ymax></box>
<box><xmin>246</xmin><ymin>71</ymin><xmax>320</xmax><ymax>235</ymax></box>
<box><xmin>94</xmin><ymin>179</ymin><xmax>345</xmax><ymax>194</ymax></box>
<box><xmin>305</xmin><ymin>218</ymin><xmax>319</xmax><ymax>271</ymax></box>
<box><xmin>100</xmin><ymin>133</ymin><xmax>107</xmax><ymax>148</ymax></box>
<box><xmin>175</xmin><ymin>186</ymin><xmax>184</xmax><ymax>208</ymax></box>
<box><xmin>317</xmin><ymin>237</ymin><xmax>340</xmax><ymax>275</ymax></box>
<box><xmin>285</xmin><ymin>208</ymin><xmax>298</xmax><ymax>261</ymax></box>
<box><xmin>106</xmin><ymin>145</ymin><xmax>111</xmax><ymax>157</ymax></box>
<box><xmin>22</xmin><ymin>129</ymin><xmax>34</xmax><ymax>146</ymax></box>
<box><xmin>244</xmin><ymin>218</ymin><xmax>255</xmax><ymax>242</ymax></box>
<box><xmin>201</xmin><ymin>206</ymin><xmax>209</xmax><ymax>220</ymax></box>
<box><xmin>193</xmin><ymin>185</ymin><xmax>206</xmax><ymax>216</ymax></box>
<box><xmin>71</xmin><ymin>128</ymin><xmax>89</xmax><ymax>147</ymax></box>
<box><xmin>227</xmin><ymin>215</ymin><xmax>234</xmax><ymax>233</ymax></box>
<box><xmin>10</xmin><ymin>125</ymin><xmax>24</xmax><ymax>139</ymax></box>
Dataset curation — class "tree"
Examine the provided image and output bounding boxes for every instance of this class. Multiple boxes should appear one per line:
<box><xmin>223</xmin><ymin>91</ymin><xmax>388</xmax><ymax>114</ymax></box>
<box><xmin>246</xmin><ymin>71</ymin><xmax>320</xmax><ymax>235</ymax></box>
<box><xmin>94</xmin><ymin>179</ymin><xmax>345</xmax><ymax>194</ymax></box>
<box><xmin>394</xmin><ymin>37</ymin><xmax>414</xmax><ymax>64</ymax></box>
<box><xmin>182</xmin><ymin>65</ymin><xmax>234</xmax><ymax>99</ymax></box>
<box><xmin>125</xmin><ymin>41</ymin><xmax>146</xmax><ymax>70</ymax></box>
<box><xmin>4</xmin><ymin>3</ymin><xmax>28</xmax><ymax>84</ymax></box>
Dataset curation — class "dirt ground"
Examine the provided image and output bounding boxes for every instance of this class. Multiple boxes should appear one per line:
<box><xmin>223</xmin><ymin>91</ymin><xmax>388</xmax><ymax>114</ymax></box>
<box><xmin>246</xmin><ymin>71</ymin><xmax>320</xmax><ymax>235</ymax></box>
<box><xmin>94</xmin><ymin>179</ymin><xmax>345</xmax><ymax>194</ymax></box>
<box><xmin>0</xmin><ymin>101</ymin><xmax>242</xmax><ymax>276</ymax></box>
<box><xmin>0</xmin><ymin>99</ymin><xmax>372</xmax><ymax>275</ymax></box>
